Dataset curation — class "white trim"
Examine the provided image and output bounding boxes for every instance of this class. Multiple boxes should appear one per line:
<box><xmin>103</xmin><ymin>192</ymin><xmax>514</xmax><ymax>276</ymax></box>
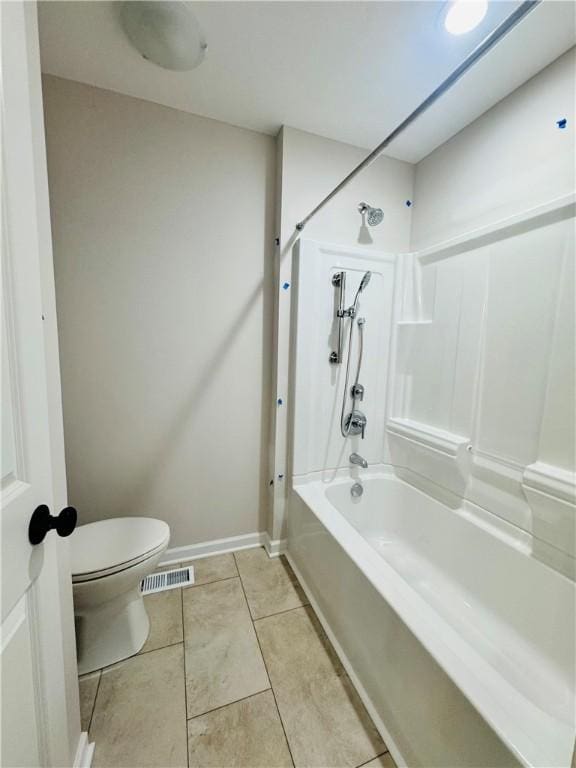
<box><xmin>73</xmin><ymin>732</ymin><xmax>94</xmax><ymax>768</ymax></box>
<box><xmin>159</xmin><ymin>532</ymin><xmax>264</xmax><ymax>565</ymax></box>
<box><xmin>262</xmin><ymin>532</ymin><xmax>287</xmax><ymax>558</ymax></box>
<box><xmin>415</xmin><ymin>192</ymin><xmax>575</xmax><ymax>265</ymax></box>
<box><xmin>285</xmin><ymin>552</ymin><xmax>407</xmax><ymax>768</ymax></box>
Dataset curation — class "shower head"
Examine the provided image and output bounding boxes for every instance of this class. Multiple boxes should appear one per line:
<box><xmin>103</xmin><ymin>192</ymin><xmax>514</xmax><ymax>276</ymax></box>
<box><xmin>358</xmin><ymin>202</ymin><xmax>384</xmax><ymax>227</ymax></box>
<box><xmin>352</xmin><ymin>271</ymin><xmax>372</xmax><ymax>308</ymax></box>
<box><xmin>359</xmin><ymin>271</ymin><xmax>372</xmax><ymax>293</ymax></box>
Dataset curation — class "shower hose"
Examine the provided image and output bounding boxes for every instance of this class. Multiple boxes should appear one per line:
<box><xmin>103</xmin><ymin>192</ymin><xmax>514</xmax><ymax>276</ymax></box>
<box><xmin>340</xmin><ymin>314</ymin><xmax>365</xmax><ymax>438</ymax></box>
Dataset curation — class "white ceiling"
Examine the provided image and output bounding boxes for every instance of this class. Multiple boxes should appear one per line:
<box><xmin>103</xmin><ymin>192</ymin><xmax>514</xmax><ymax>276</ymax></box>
<box><xmin>38</xmin><ymin>1</ymin><xmax>575</xmax><ymax>163</ymax></box>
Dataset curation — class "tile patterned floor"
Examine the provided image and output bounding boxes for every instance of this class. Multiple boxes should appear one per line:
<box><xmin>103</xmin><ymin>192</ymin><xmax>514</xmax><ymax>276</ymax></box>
<box><xmin>79</xmin><ymin>549</ymin><xmax>397</xmax><ymax>768</ymax></box>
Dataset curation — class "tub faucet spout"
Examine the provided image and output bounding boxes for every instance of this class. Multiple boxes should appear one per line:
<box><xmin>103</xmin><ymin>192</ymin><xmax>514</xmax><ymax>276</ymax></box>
<box><xmin>350</xmin><ymin>453</ymin><xmax>368</xmax><ymax>469</ymax></box>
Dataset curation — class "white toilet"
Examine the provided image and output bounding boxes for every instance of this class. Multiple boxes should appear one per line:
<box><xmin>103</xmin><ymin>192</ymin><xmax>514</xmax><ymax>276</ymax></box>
<box><xmin>71</xmin><ymin>517</ymin><xmax>170</xmax><ymax>675</ymax></box>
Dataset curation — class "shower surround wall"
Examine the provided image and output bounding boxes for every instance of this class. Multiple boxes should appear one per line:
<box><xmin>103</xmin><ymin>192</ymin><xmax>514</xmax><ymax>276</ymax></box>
<box><xmin>398</xmin><ymin>48</ymin><xmax>576</xmax><ymax>574</ymax></box>
<box><xmin>269</xmin><ymin>50</ymin><xmax>575</xmax><ymax>546</ymax></box>
<box><xmin>291</xmin><ymin>243</ymin><xmax>397</xmax><ymax>478</ymax></box>
<box><xmin>392</xmin><ymin>201</ymin><xmax>575</xmax><ymax>576</ymax></box>
<box><xmin>42</xmin><ymin>76</ymin><xmax>275</xmax><ymax>548</ymax></box>
<box><xmin>269</xmin><ymin>47</ymin><xmax>575</xmax><ymax>551</ymax></box>
<box><xmin>270</xmin><ymin>127</ymin><xmax>414</xmax><ymax>542</ymax></box>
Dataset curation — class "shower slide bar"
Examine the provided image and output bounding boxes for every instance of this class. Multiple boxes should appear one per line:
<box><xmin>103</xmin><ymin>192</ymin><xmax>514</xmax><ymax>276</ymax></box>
<box><xmin>330</xmin><ymin>270</ymin><xmax>346</xmax><ymax>364</ymax></box>
<box><xmin>295</xmin><ymin>0</ymin><xmax>541</xmax><ymax>233</ymax></box>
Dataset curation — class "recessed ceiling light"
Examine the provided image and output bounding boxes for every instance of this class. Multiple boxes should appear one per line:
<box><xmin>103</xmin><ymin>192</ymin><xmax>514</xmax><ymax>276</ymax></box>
<box><xmin>444</xmin><ymin>0</ymin><xmax>488</xmax><ymax>35</ymax></box>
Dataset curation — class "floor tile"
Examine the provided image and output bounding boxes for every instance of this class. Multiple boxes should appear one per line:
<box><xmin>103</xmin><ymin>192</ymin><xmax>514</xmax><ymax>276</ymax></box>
<box><xmin>183</xmin><ymin>553</ymin><xmax>238</xmax><ymax>587</ymax></box>
<box><xmin>187</xmin><ymin>690</ymin><xmax>293</xmax><ymax>768</ymax></box>
<box><xmin>361</xmin><ymin>753</ymin><xmax>396</xmax><ymax>768</ymax></box>
<box><xmin>139</xmin><ymin>588</ymin><xmax>183</xmax><ymax>654</ymax></box>
<box><xmin>90</xmin><ymin>644</ymin><xmax>187</xmax><ymax>767</ymax></box>
<box><xmin>183</xmin><ymin>577</ymin><xmax>269</xmax><ymax>718</ymax></box>
<box><xmin>78</xmin><ymin>671</ymin><xmax>100</xmax><ymax>731</ymax></box>
<box><xmin>234</xmin><ymin>548</ymin><xmax>307</xmax><ymax>619</ymax></box>
<box><xmin>255</xmin><ymin>606</ymin><xmax>385</xmax><ymax>768</ymax></box>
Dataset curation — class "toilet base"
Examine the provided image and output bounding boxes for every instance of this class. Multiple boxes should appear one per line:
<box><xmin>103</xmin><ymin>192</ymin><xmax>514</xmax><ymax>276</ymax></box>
<box><xmin>75</xmin><ymin>587</ymin><xmax>150</xmax><ymax>675</ymax></box>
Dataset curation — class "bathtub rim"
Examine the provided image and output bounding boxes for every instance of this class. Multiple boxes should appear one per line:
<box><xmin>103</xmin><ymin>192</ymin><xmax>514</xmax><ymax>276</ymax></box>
<box><xmin>291</xmin><ymin>470</ymin><xmax>575</xmax><ymax>768</ymax></box>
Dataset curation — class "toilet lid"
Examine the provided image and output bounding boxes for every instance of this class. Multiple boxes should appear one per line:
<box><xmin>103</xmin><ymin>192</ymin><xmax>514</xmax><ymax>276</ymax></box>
<box><xmin>71</xmin><ymin>517</ymin><xmax>170</xmax><ymax>577</ymax></box>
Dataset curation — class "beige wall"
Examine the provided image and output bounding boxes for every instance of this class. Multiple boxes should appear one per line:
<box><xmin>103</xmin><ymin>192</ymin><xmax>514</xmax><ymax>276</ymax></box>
<box><xmin>411</xmin><ymin>48</ymin><xmax>575</xmax><ymax>249</ymax></box>
<box><xmin>43</xmin><ymin>76</ymin><xmax>276</xmax><ymax>548</ymax></box>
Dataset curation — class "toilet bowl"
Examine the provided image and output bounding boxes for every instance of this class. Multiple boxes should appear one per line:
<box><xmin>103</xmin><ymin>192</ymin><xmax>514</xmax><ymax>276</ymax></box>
<box><xmin>71</xmin><ymin>517</ymin><xmax>170</xmax><ymax>675</ymax></box>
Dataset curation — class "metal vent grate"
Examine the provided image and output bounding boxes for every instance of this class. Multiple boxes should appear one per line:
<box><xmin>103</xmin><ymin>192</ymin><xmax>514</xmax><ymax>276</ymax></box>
<box><xmin>141</xmin><ymin>566</ymin><xmax>194</xmax><ymax>595</ymax></box>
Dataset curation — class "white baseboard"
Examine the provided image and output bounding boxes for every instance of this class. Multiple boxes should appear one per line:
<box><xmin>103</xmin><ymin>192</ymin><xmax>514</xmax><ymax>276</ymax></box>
<box><xmin>286</xmin><ymin>552</ymin><xmax>407</xmax><ymax>768</ymax></box>
<box><xmin>160</xmin><ymin>531</ymin><xmax>288</xmax><ymax>566</ymax></box>
<box><xmin>73</xmin><ymin>732</ymin><xmax>94</xmax><ymax>768</ymax></box>
<box><xmin>160</xmin><ymin>532</ymin><xmax>265</xmax><ymax>565</ymax></box>
<box><xmin>263</xmin><ymin>532</ymin><xmax>287</xmax><ymax>558</ymax></box>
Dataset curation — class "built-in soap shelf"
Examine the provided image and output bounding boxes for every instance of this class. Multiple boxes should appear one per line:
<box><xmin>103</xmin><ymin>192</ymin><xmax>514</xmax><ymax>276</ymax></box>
<box><xmin>522</xmin><ymin>462</ymin><xmax>575</xmax><ymax>502</ymax></box>
<box><xmin>386</xmin><ymin>417</ymin><xmax>471</xmax><ymax>497</ymax></box>
<box><xmin>522</xmin><ymin>461</ymin><xmax>576</xmax><ymax>557</ymax></box>
<box><xmin>387</xmin><ymin>418</ymin><xmax>470</xmax><ymax>457</ymax></box>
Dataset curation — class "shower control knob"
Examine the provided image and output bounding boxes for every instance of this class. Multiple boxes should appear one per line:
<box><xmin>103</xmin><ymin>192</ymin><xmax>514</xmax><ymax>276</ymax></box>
<box><xmin>28</xmin><ymin>504</ymin><xmax>77</xmax><ymax>545</ymax></box>
<box><xmin>345</xmin><ymin>410</ymin><xmax>367</xmax><ymax>439</ymax></box>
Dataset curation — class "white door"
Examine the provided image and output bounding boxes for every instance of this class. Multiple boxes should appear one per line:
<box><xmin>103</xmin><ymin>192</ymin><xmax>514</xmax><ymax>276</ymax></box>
<box><xmin>1</xmin><ymin>2</ymin><xmax>81</xmax><ymax>766</ymax></box>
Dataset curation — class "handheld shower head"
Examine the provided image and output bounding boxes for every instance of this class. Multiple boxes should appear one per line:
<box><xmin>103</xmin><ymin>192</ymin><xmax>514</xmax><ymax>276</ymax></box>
<box><xmin>358</xmin><ymin>202</ymin><xmax>384</xmax><ymax>227</ymax></box>
<box><xmin>359</xmin><ymin>271</ymin><xmax>372</xmax><ymax>293</ymax></box>
<box><xmin>352</xmin><ymin>271</ymin><xmax>372</xmax><ymax>308</ymax></box>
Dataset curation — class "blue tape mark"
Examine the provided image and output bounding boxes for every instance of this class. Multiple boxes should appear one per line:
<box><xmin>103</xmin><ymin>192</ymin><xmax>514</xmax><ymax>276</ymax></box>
<box><xmin>277</xmin><ymin>398</ymin><xmax>283</xmax><ymax>406</ymax></box>
<box><xmin>405</xmin><ymin>200</ymin><xmax>413</xmax><ymax>207</ymax></box>
<box><xmin>278</xmin><ymin>474</ymin><xmax>284</xmax><ymax>480</ymax></box>
<box><xmin>283</xmin><ymin>282</ymin><xmax>290</xmax><ymax>290</ymax></box>
<box><xmin>557</xmin><ymin>118</ymin><xmax>567</xmax><ymax>129</ymax></box>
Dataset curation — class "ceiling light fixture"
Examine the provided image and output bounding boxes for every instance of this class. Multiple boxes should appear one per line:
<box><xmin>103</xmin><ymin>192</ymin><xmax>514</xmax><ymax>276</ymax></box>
<box><xmin>444</xmin><ymin>0</ymin><xmax>488</xmax><ymax>35</ymax></box>
<box><xmin>121</xmin><ymin>1</ymin><xmax>207</xmax><ymax>71</ymax></box>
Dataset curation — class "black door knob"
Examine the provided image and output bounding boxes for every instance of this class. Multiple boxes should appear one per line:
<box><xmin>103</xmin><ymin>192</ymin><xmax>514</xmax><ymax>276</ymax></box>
<box><xmin>29</xmin><ymin>504</ymin><xmax>77</xmax><ymax>545</ymax></box>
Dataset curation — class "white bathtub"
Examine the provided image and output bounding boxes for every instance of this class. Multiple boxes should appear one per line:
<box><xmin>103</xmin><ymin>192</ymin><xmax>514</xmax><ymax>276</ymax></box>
<box><xmin>287</xmin><ymin>470</ymin><xmax>575</xmax><ymax>768</ymax></box>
